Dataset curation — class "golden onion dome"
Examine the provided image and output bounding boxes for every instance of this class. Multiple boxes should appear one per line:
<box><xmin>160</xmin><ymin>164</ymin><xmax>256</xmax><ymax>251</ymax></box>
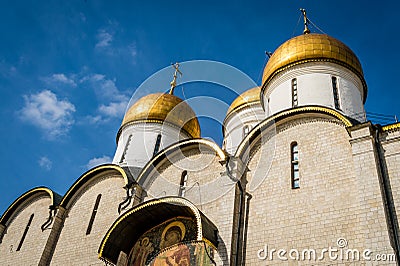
<box><xmin>226</xmin><ymin>86</ymin><xmax>261</xmax><ymax>117</ymax></box>
<box><xmin>262</xmin><ymin>34</ymin><xmax>367</xmax><ymax>100</ymax></box>
<box><xmin>120</xmin><ymin>93</ymin><xmax>200</xmax><ymax>138</ymax></box>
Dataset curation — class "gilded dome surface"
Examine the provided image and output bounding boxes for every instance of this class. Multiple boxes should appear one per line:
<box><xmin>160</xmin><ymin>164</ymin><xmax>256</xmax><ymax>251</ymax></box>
<box><xmin>121</xmin><ymin>93</ymin><xmax>200</xmax><ymax>138</ymax></box>
<box><xmin>226</xmin><ymin>86</ymin><xmax>261</xmax><ymax>116</ymax></box>
<box><xmin>262</xmin><ymin>34</ymin><xmax>364</xmax><ymax>86</ymax></box>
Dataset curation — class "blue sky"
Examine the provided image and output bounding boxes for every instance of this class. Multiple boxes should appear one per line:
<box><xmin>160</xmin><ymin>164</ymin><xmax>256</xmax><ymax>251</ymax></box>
<box><xmin>1</xmin><ymin>0</ymin><xmax>400</xmax><ymax>214</ymax></box>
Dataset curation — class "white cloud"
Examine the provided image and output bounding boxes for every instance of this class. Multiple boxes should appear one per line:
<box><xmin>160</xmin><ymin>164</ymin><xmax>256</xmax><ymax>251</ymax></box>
<box><xmin>0</xmin><ymin>60</ymin><xmax>18</xmax><ymax>78</ymax></box>
<box><xmin>85</xmin><ymin>115</ymin><xmax>103</xmax><ymax>124</ymax></box>
<box><xmin>86</xmin><ymin>155</ymin><xmax>112</xmax><ymax>169</ymax></box>
<box><xmin>94</xmin><ymin>25</ymin><xmax>137</xmax><ymax>63</ymax></box>
<box><xmin>81</xmin><ymin>74</ymin><xmax>126</xmax><ymax>101</ymax></box>
<box><xmin>99</xmin><ymin>101</ymin><xmax>128</xmax><ymax>118</ymax></box>
<box><xmin>43</xmin><ymin>73</ymin><xmax>77</xmax><ymax>87</ymax></box>
<box><xmin>19</xmin><ymin>90</ymin><xmax>76</xmax><ymax>139</ymax></box>
<box><xmin>79</xmin><ymin>12</ymin><xmax>86</xmax><ymax>22</ymax></box>
<box><xmin>129</xmin><ymin>42</ymin><xmax>137</xmax><ymax>60</ymax></box>
<box><xmin>80</xmin><ymin>74</ymin><xmax>129</xmax><ymax>122</ymax></box>
<box><xmin>96</xmin><ymin>29</ymin><xmax>113</xmax><ymax>48</ymax></box>
<box><xmin>38</xmin><ymin>156</ymin><xmax>52</xmax><ymax>170</ymax></box>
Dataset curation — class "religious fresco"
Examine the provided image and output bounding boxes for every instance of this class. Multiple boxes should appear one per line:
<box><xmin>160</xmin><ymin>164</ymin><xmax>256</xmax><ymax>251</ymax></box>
<box><xmin>149</xmin><ymin>242</ymin><xmax>215</xmax><ymax>266</ymax></box>
<box><xmin>127</xmin><ymin>217</ymin><xmax>215</xmax><ymax>266</ymax></box>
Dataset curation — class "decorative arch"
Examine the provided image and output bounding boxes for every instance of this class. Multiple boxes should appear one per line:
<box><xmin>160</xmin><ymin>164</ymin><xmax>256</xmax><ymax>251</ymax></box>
<box><xmin>382</xmin><ymin>122</ymin><xmax>400</xmax><ymax>132</ymax></box>
<box><xmin>235</xmin><ymin>106</ymin><xmax>353</xmax><ymax>161</ymax></box>
<box><xmin>60</xmin><ymin>164</ymin><xmax>129</xmax><ymax>209</ymax></box>
<box><xmin>136</xmin><ymin>138</ymin><xmax>227</xmax><ymax>185</ymax></box>
<box><xmin>0</xmin><ymin>187</ymin><xmax>59</xmax><ymax>227</ymax></box>
<box><xmin>98</xmin><ymin>196</ymin><xmax>218</xmax><ymax>265</ymax></box>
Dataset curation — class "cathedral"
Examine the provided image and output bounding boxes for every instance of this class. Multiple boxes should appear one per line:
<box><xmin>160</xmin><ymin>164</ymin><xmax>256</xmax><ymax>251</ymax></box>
<box><xmin>0</xmin><ymin>12</ymin><xmax>399</xmax><ymax>266</ymax></box>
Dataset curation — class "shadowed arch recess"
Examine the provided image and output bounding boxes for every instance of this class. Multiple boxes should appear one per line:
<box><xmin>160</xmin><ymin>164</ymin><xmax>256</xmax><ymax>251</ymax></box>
<box><xmin>98</xmin><ymin>197</ymin><xmax>218</xmax><ymax>265</ymax></box>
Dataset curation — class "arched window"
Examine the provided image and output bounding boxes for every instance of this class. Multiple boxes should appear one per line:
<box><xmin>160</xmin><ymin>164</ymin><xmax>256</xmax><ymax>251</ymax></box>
<box><xmin>292</xmin><ymin>78</ymin><xmax>298</xmax><ymax>107</ymax></box>
<box><xmin>86</xmin><ymin>194</ymin><xmax>102</xmax><ymax>235</ymax></box>
<box><xmin>179</xmin><ymin>171</ymin><xmax>188</xmax><ymax>197</ymax></box>
<box><xmin>243</xmin><ymin>125</ymin><xmax>251</xmax><ymax>138</ymax></box>
<box><xmin>291</xmin><ymin>142</ymin><xmax>300</xmax><ymax>189</ymax></box>
<box><xmin>16</xmin><ymin>213</ymin><xmax>34</xmax><ymax>251</ymax></box>
<box><xmin>332</xmin><ymin>76</ymin><xmax>341</xmax><ymax>110</ymax></box>
<box><xmin>153</xmin><ymin>134</ymin><xmax>162</xmax><ymax>157</ymax></box>
<box><xmin>222</xmin><ymin>139</ymin><xmax>226</xmax><ymax>150</ymax></box>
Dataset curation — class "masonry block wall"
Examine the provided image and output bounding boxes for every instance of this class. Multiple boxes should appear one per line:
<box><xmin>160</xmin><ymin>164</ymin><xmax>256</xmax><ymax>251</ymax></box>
<box><xmin>381</xmin><ymin>128</ymin><xmax>400</xmax><ymax>226</ymax></box>
<box><xmin>50</xmin><ymin>173</ymin><xmax>126</xmax><ymax>265</ymax></box>
<box><xmin>0</xmin><ymin>195</ymin><xmax>52</xmax><ymax>265</ymax></box>
<box><xmin>244</xmin><ymin>117</ymin><xmax>394</xmax><ymax>265</ymax></box>
<box><xmin>349</xmin><ymin>124</ymin><xmax>395</xmax><ymax>264</ymax></box>
<box><xmin>147</xmin><ymin>147</ymin><xmax>235</xmax><ymax>265</ymax></box>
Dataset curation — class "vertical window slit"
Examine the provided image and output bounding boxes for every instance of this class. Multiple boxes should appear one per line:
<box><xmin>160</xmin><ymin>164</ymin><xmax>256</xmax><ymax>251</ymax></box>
<box><xmin>119</xmin><ymin>134</ymin><xmax>132</xmax><ymax>163</ymax></box>
<box><xmin>179</xmin><ymin>171</ymin><xmax>188</xmax><ymax>197</ymax></box>
<box><xmin>332</xmin><ymin>76</ymin><xmax>341</xmax><ymax>110</ymax></box>
<box><xmin>243</xmin><ymin>125</ymin><xmax>250</xmax><ymax>138</ymax></box>
<box><xmin>86</xmin><ymin>194</ymin><xmax>102</xmax><ymax>235</ymax></box>
<box><xmin>16</xmin><ymin>213</ymin><xmax>34</xmax><ymax>251</ymax></box>
<box><xmin>292</xmin><ymin>78</ymin><xmax>298</xmax><ymax>107</ymax></box>
<box><xmin>291</xmin><ymin>142</ymin><xmax>300</xmax><ymax>189</ymax></box>
<box><xmin>153</xmin><ymin>134</ymin><xmax>162</xmax><ymax>157</ymax></box>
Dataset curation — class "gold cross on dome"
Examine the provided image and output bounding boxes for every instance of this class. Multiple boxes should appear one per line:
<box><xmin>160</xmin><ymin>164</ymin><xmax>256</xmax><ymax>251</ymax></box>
<box><xmin>169</xmin><ymin>62</ymin><xmax>182</xmax><ymax>95</ymax></box>
<box><xmin>300</xmin><ymin>8</ymin><xmax>311</xmax><ymax>34</ymax></box>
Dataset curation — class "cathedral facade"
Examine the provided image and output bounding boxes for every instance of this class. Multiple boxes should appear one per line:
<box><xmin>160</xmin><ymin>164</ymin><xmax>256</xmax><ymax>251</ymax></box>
<box><xmin>1</xmin><ymin>26</ymin><xmax>400</xmax><ymax>265</ymax></box>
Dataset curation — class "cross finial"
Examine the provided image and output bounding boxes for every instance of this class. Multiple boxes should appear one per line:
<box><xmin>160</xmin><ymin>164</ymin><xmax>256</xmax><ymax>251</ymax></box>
<box><xmin>300</xmin><ymin>8</ymin><xmax>310</xmax><ymax>34</ymax></box>
<box><xmin>169</xmin><ymin>62</ymin><xmax>182</xmax><ymax>95</ymax></box>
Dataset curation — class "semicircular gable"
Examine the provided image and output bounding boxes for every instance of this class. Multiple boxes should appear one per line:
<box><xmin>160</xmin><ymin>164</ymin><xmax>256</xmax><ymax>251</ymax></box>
<box><xmin>60</xmin><ymin>164</ymin><xmax>129</xmax><ymax>209</ymax></box>
<box><xmin>0</xmin><ymin>187</ymin><xmax>59</xmax><ymax>227</ymax></box>
<box><xmin>235</xmin><ymin>106</ymin><xmax>353</xmax><ymax>163</ymax></box>
<box><xmin>136</xmin><ymin>138</ymin><xmax>227</xmax><ymax>185</ymax></box>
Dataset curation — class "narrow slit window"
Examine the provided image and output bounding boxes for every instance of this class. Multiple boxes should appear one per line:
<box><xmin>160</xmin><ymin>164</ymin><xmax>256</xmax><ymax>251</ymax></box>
<box><xmin>291</xmin><ymin>142</ymin><xmax>300</xmax><ymax>189</ymax></box>
<box><xmin>292</xmin><ymin>78</ymin><xmax>298</xmax><ymax>107</ymax></box>
<box><xmin>16</xmin><ymin>213</ymin><xmax>34</xmax><ymax>251</ymax></box>
<box><xmin>86</xmin><ymin>194</ymin><xmax>102</xmax><ymax>235</ymax></box>
<box><xmin>243</xmin><ymin>125</ymin><xmax>250</xmax><ymax>138</ymax></box>
<box><xmin>179</xmin><ymin>171</ymin><xmax>188</xmax><ymax>197</ymax></box>
<box><xmin>153</xmin><ymin>134</ymin><xmax>162</xmax><ymax>157</ymax></box>
<box><xmin>119</xmin><ymin>134</ymin><xmax>132</xmax><ymax>163</ymax></box>
<box><xmin>332</xmin><ymin>76</ymin><xmax>341</xmax><ymax>110</ymax></box>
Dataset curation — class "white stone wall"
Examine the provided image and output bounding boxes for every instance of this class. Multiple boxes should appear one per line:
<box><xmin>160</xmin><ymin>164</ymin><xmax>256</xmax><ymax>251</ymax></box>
<box><xmin>223</xmin><ymin>104</ymin><xmax>265</xmax><ymax>155</ymax></box>
<box><xmin>0</xmin><ymin>195</ymin><xmax>52</xmax><ymax>265</ymax></box>
<box><xmin>50</xmin><ymin>174</ymin><xmax>126</xmax><ymax>266</ymax></box>
<box><xmin>113</xmin><ymin>122</ymin><xmax>191</xmax><ymax>168</ymax></box>
<box><xmin>144</xmin><ymin>148</ymin><xmax>235</xmax><ymax>265</ymax></box>
<box><xmin>263</xmin><ymin>62</ymin><xmax>366</xmax><ymax>122</ymax></box>
<box><xmin>381</xmin><ymin>128</ymin><xmax>400</xmax><ymax>229</ymax></box>
<box><xmin>349</xmin><ymin>124</ymin><xmax>395</xmax><ymax>265</ymax></box>
<box><xmin>244</xmin><ymin>117</ymin><xmax>393</xmax><ymax>265</ymax></box>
